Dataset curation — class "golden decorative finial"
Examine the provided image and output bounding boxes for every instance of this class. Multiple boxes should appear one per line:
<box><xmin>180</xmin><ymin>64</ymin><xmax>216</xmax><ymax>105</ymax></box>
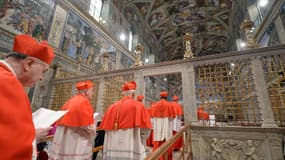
<box><xmin>240</xmin><ymin>19</ymin><xmax>259</xmax><ymax>49</ymax></box>
<box><xmin>102</xmin><ymin>53</ymin><xmax>109</xmax><ymax>71</ymax></box>
<box><xmin>183</xmin><ymin>33</ymin><xmax>194</xmax><ymax>59</ymax></box>
<box><xmin>134</xmin><ymin>43</ymin><xmax>143</xmax><ymax>66</ymax></box>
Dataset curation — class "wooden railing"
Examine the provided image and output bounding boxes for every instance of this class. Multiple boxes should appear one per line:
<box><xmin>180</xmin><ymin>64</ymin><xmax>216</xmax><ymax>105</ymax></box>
<box><xmin>145</xmin><ymin>124</ymin><xmax>191</xmax><ymax>160</ymax></box>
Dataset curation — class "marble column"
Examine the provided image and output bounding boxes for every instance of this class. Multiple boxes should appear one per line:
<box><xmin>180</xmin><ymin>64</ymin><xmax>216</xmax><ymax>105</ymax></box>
<box><xmin>182</xmin><ymin>63</ymin><xmax>199</xmax><ymax>125</ymax></box>
<box><xmin>250</xmin><ymin>57</ymin><xmax>278</xmax><ymax>127</ymax></box>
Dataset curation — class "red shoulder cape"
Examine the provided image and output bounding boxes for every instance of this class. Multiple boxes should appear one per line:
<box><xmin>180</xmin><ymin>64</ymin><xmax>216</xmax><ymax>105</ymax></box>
<box><xmin>57</xmin><ymin>94</ymin><xmax>94</xmax><ymax>126</ymax></box>
<box><xmin>100</xmin><ymin>96</ymin><xmax>152</xmax><ymax>130</ymax></box>
<box><xmin>150</xmin><ymin>99</ymin><xmax>176</xmax><ymax>118</ymax></box>
<box><xmin>171</xmin><ymin>102</ymin><xmax>183</xmax><ymax>116</ymax></box>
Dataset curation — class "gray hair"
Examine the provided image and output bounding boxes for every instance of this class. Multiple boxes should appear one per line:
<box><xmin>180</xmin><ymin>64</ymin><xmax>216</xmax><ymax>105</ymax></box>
<box><xmin>122</xmin><ymin>89</ymin><xmax>136</xmax><ymax>96</ymax></box>
<box><xmin>78</xmin><ymin>88</ymin><xmax>92</xmax><ymax>95</ymax></box>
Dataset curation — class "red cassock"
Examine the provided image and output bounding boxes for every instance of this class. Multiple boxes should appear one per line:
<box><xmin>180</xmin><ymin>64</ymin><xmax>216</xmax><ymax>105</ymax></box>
<box><xmin>171</xmin><ymin>101</ymin><xmax>183</xmax><ymax>150</ymax></box>
<box><xmin>57</xmin><ymin>94</ymin><xmax>94</xmax><ymax>126</ymax></box>
<box><xmin>171</xmin><ymin>130</ymin><xmax>183</xmax><ymax>151</ymax></box>
<box><xmin>149</xmin><ymin>99</ymin><xmax>176</xmax><ymax>160</ymax></box>
<box><xmin>146</xmin><ymin>107</ymin><xmax>154</xmax><ymax>146</ymax></box>
<box><xmin>0</xmin><ymin>63</ymin><xmax>35</xmax><ymax>160</ymax></box>
<box><xmin>171</xmin><ymin>101</ymin><xmax>183</xmax><ymax>116</ymax></box>
<box><xmin>100</xmin><ymin>96</ymin><xmax>152</xmax><ymax>130</ymax></box>
<box><xmin>202</xmin><ymin>111</ymin><xmax>209</xmax><ymax>120</ymax></box>
<box><xmin>197</xmin><ymin>107</ymin><xmax>204</xmax><ymax>120</ymax></box>
<box><xmin>146</xmin><ymin>130</ymin><xmax>154</xmax><ymax>146</ymax></box>
<box><xmin>150</xmin><ymin>99</ymin><xmax>177</xmax><ymax>118</ymax></box>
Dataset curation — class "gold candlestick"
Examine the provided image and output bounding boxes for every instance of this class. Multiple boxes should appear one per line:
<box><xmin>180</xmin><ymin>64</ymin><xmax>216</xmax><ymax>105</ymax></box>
<box><xmin>134</xmin><ymin>43</ymin><xmax>143</xmax><ymax>66</ymax></box>
<box><xmin>240</xmin><ymin>20</ymin><xmax>259</xmax><ymax>49</ymax></box>
<box><xmin>102</xmin><ymin>53</ymin><xmax>109</xmax><ymax>71</ymax></box>
<box><xmin>183</xmin><ymin>33</ymin><xmax>194</xmax><ymax>59</ymax></box>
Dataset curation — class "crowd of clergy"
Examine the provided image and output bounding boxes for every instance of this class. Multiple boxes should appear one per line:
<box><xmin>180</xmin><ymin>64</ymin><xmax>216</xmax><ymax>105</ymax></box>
<box><xmin>48</xmin><ymin>80</ymin><xmax>184</xmax><ymax>160</ymax></box>
<box><xmin>0</xmin><ymin>34</ymin><xmax>207</xmax><ymax>160</ymax></box>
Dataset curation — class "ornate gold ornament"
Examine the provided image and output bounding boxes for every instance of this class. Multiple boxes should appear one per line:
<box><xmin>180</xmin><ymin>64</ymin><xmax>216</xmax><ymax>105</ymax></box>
<box><xmin>183</xmin><ymin>33</ymin><xmax>194</xmax><ymax>59</ymax></box>
<box><xmin>134</xmin><ymin>43</ymin><xmax>143</xmax><ymax>66</ymax></box>
<box><xmin>240</xmin><ymin>20</ymin><xmax>259</xmax><ymax>49</ymax></box>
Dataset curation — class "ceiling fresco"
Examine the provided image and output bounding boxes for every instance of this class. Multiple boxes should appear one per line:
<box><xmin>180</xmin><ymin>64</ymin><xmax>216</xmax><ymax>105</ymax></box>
<box><xmin>122</xmin><ymin>0</ymin><xmax>233</xmax><ymax>61</ymax></box>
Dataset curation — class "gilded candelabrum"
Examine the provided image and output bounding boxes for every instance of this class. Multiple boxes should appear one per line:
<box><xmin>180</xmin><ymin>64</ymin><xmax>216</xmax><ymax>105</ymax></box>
<box><xmin>183</xmin><ymin>33</ymin><xmax>194</xmax><ymax>59</ymax></box>
<box><xmin>102</xmin><ymin>53</ymin><xmax>109</xmax><ymax>71</ymax></box>
<box><xmin>134</xmin><ymin>43</ymin><xmax>143</xmax><ymax>66</ymax></box>
<box><xmin>240</xmin><ymin>20</ymin><xmax>259</xmax><ymax>49</ymax></box>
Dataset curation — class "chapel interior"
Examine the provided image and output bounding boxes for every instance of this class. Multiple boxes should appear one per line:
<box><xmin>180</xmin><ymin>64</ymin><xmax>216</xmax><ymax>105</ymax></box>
<box><xmin>0</xmin><ymin>0</ymin><xmax>284</xmax><ymax>159</ymax></box>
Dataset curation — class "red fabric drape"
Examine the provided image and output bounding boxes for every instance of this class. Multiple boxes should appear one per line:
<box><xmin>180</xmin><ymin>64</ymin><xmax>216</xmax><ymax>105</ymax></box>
<box><xmin>0</xmin><ymin>63</ymin><xmax>35</xmax><ymax>160</ymax></box>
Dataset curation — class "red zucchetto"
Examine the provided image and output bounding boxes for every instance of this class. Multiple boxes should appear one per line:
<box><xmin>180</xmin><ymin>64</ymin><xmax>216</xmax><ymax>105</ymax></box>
<box><xmin>160</xmin><ymin>91</ymin><xmax>168</xmax><ymax>97</ymax></box>
<box><xmin>76</xmin><ymin>80</ymin><xmax>93</xmax><ymax>90</ymax></box>
<box><xmin>137</xmin><ymin>95</ymin><xmax>144</xmax><ymax>101</ymax></box>
<box><xmin>172</xmin><ymin>95</ymin><xmax>179</xmax><ymax>101</ymax></box>
<box><xmin>13</xmin><ymin>34</ymin><xmax>55</xmax><ymax>64</ymax></box>
<box><xmin>121</xmin><ymin>81</ymin><xmax>136</xmax><ymax>91</ymax></box>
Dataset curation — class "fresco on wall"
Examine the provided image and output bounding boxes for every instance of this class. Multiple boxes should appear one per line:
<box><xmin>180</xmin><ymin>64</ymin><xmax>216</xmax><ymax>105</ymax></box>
<box><xmin>112</xmin><ymin>0</ymin><xmax>124</xmax><ymax>12</ymax></box>
<box><xmin>60</xmin><ymin>11</ymin><xmax>116</xmax><ymax>69</ymax></box>
<box><xmin>153</xmin><ymin>28</ymin><xmax>164</xmax><ymax>40</ymax></box>
<box><xmin>120</xmin><ymin>52</ymin><xmax>134</xmax><ymax>69</ymax></box>
<box><xmin>149</xmin><ymin>9</ymin><xmax>166</xmax><ymax>28</ymax></box>
<box><xmin>200</xmin><ymin>35</ymin><xmax>226</xmax><ymax>55</ymax></box>
<box><xmin>168</xmin><ymin>0</ymin><xmax>192</xmax><ymax>14</ymax></box>
<box><xmin>162</xmin><ymin>34</ymin><xmax>175</xmax><ymax>46</ymax></box>
<box><xmin>280</xmin><ymin>2</ymin><xmax>285</xmax><ymax>28</ymax></box>
<box><xmin>152</xmin><ymin>0</ymin><xmax>164</xmax><ymax>11</ymax></box>
<box><xmin>48</xmin><ymin>5</ymin><xmax>67</xmax><ymax>48</ymax></box>
<box><xmin>134</xmin><ymin>2</ymin><xmax>151</xmax><ymax>18</ymax></box>
<box><xmin>0</xmin><ymin>29</ymin><xmax>13</xmax><ymax>52</ymax></box>
<box><xmin>125</xmin><ymin>6</ymin><xmax>136</xmax><ymax>22</ymax></box>
<box><xmin>0</xmin><ymin>0</ymin><xmax>55</xmax><ymax>40</ymax></box>
<box><xmin>173</xmin><ymin>7</ymin><xmax>205</xmax><ymax>26</ymax></box>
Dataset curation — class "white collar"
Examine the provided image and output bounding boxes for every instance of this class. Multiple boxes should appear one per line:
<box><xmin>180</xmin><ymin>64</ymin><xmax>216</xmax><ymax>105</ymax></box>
<box><xmin>0</xmin><ymin>60</ymin><xmax>16</xmax><ymax>76</ymax></box>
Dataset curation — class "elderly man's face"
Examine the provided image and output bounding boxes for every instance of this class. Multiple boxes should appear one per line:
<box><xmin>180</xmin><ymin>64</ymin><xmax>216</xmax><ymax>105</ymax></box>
<box><xmin>19</xmin><ymin>57</ymin><xmax>49</xmax><ymax>87</ymax></box>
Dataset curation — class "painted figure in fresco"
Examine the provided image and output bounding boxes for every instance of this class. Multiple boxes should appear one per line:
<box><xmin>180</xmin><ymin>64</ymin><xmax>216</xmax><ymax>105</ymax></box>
<box><xmin>28</xmin><ymin>17</ymin><xmax>36</xmax><ymax>35</ymax></box>
<box><xmin>87</xmin><ymin>47</ymin><xmax>94</xmax><ymax>65</ymax></box>
<box><xmin>139</xmin><ymin>4</ymin><xmax>148</xmax><ymax>16</ymax></box>
<box><xmin>48</xmin><ymin>19</ymin><xmax>60</xmax><ymax>45</ymax></box>
<box><xmin>33</xmin><ymin>16</ymin><xmax>45</xmax><ymax>40</ymax></box>
<box><xmin>61</xmin><ymin>25</ymin><xmax>72</xmax><ymax>53</ymax></box>
<box><xmin>32</xmin><ymin>24</ymin><xmax>44</xmax><ymax>40</ymax></box>
<box><xmin>83</xmin><ymin>46</ymin><xmax>90</xmax><ymax>63</ymax></box>
<box><xmin>125</xmin><ymin>7</ymin><xmax>133</xmax><ymax>21</ymax></box>
<box><xmin>67</xmin><ymin>36</ymin><xmax>77</xmax><ymax>58</ymax></box>
<box><xmin>150</xmin><ymin>13</ymin><xmax>159</xmax><ymax>27</ymax></box>
<box><xmin>82</xmin><ymin>26</ymin><xmax>100</xmax><ymax>64</ymax></box>
<box><xmin>18</xmin><ymin>13</ymin><xmax>29</xmax><ymax>33</ymax></box>
<box><xmin>209</xmin><ymin>0</ymin><xmax>220</xmax><ymax>7</ymax></box>
<box><xmin>75</xmin><ymin>28</ymin><xmax>85</xmax><ymax>61</ymax></box>
<box><xmin>0</xmin><ymin>1</ymin><xmax>51</xmax><ymax>41</ymax></box>
<box><xmin>75</xmin><ymin>38</ymin><xmax>83</xmax><ymax>60</ymax></box>
<box><xmin>0</xmin><ymin>0</ymin><xmax>8</xmax><ymax>19</ymax></box>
